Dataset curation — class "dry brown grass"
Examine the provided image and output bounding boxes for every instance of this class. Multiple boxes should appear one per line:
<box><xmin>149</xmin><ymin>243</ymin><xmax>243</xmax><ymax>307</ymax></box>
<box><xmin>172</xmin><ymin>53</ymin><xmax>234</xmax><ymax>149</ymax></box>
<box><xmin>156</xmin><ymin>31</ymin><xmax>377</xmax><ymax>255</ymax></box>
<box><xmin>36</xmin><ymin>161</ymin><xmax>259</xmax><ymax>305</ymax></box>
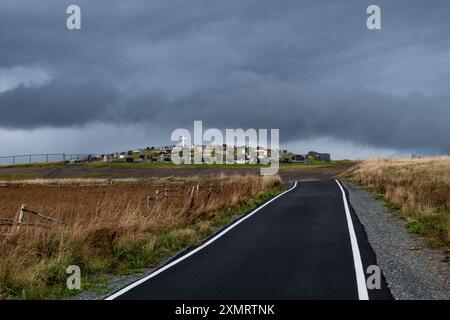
<box><xmin>0</xmin><ymin>175</ymin><xmax>282</xmax><ymax>299</ymax></box>
<box><xmin>344</xmin><ymin>157</ymin><xmax>450</xmax><ymax>251</ymax></box>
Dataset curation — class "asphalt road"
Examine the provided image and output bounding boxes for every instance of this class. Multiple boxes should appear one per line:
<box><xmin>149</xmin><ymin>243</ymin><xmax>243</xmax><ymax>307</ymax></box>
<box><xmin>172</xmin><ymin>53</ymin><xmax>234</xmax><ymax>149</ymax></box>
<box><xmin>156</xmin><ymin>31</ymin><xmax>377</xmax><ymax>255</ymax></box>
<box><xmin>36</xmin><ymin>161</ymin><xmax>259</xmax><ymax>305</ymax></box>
<box><xmin>107</xmin><ymin>180</ymin><xmax>392</xmax><ymax>300</ymax></box>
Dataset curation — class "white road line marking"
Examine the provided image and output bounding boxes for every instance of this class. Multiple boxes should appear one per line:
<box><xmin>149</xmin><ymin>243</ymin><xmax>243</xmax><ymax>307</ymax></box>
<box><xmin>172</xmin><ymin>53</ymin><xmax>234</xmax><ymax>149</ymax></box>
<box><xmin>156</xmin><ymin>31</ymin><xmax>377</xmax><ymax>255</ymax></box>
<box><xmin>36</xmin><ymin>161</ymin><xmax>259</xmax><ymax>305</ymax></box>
<box><xmin>105</xmin><ymin>181</ymin><xmax>299</xmax><ymax>300</ymax></box>
<box><xmin>335</xmin><ymin>179</ymin><xmax>369</xmax><ymax>300</ymax></box>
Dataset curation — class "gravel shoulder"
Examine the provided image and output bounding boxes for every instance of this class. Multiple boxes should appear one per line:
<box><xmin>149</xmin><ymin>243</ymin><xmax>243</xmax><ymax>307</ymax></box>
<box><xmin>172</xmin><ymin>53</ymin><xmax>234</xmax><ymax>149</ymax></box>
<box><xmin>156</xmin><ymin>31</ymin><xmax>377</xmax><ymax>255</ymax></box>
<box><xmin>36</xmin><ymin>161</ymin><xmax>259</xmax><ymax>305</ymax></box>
<box><xmin>342</xmin><ymin>180</ymin><xmax>449</xmax><ymax>300</ymax></box>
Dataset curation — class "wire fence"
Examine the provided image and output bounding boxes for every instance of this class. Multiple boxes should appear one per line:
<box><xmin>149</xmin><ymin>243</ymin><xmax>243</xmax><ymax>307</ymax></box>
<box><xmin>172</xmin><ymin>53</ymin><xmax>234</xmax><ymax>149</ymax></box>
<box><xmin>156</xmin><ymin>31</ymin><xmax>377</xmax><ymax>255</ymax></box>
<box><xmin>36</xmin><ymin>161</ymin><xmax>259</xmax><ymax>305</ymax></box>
<box><xmin>0</xmin><ymin>182</ymin><xmax>224</xmax><ymax>236</ymax></box>
<box><xmin>0</xmin><ymin>204</ymin><xmax>64</xmax><ymax>236</ymax></box>
<box><xmin>0</xmin><ymin>154</ymin><xmax>91</xmax><ymax>166</ymax></box>
<box><xmin>147</xmin><ymin>182</ymin><xmax>224</xmax><ymax>207</ymax></box>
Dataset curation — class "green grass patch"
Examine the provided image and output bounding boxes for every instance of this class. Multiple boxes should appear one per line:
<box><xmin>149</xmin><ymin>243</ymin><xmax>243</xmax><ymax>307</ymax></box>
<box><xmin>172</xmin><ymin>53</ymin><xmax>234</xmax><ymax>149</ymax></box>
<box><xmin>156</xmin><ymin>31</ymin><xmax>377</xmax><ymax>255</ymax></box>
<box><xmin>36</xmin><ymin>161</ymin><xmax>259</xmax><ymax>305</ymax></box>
<box><xmin>86</xmin><ymin>160</ymin><xmax>353</xmax><ymax>170</ymax></box>
<box><xmin>0</xmin><ymin>173</ymin><xmax>39</xmax><ymax>180</ymax></box>
<box><xmin>87</xmin><ymin>161</ymin><xmax>268</xmax><ymax>170</ymax></box>
<box><xmin>0</xmin><ymin>162</ymin><xmax>65</xmax><ymax>169</ymax></box>
<box><xmin>403</xmin><ymin>210</ymin><xmax>449</xmax><ymax>249</ymax></box>
<box><xmin>405</xmin><ymin>219</ymin><xmax>427</xmax><ymax>234</ymax></box>
<box><xmin>5</xmin><ymin>258</ymin><xmax>110</xmax><ymax>300</ymax></box>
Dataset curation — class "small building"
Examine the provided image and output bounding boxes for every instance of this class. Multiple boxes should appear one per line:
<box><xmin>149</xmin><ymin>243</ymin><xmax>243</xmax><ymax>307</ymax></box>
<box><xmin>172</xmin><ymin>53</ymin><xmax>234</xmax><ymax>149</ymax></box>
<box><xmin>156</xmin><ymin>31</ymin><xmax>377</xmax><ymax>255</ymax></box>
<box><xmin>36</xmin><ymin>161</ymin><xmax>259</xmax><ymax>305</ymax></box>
<box><xmin>291</xmin><ymin>154</ymin><xmax>307</xmax><ymax>163</ymax></box>
<box><xmin>308</xmin><ymin>151</ymin><xmax>331</xmax><ymax>162</ymax></box>
<box><xmin>280</xmin><ymin>151</ymin><xmax>309</xmax><ymax>163</ymax></box>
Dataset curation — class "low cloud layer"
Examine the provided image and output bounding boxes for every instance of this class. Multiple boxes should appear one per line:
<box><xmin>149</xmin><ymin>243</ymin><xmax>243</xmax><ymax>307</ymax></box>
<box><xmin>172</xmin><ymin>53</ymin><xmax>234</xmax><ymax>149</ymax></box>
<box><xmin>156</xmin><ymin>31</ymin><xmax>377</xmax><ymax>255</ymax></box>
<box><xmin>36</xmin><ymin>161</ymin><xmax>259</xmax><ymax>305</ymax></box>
<box><xmin>1</xmin><ymin>0</ymin><xmax>449</xmax><ymax>156</ymax></box>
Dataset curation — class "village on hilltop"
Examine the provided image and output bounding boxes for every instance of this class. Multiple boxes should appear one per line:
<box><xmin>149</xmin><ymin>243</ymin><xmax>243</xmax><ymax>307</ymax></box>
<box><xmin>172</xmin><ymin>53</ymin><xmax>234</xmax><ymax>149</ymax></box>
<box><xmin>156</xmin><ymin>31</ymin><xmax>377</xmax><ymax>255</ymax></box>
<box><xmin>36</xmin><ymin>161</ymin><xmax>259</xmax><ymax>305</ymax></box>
<box><xmin>91</xmin><ymin>145</ymin><xmax>331</xmax><ymax>165</ymax></box>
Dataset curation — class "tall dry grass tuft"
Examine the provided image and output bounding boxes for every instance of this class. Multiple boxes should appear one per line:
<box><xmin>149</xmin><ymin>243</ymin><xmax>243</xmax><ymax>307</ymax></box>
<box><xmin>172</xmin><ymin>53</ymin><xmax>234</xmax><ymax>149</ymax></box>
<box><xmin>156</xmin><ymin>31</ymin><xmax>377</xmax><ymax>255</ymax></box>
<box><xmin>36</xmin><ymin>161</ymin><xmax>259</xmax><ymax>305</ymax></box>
<box><xmin>344</xmin><ymin>157</ymin><xmax>450</xmax><ymax>250</ymax></box>
<box><xmin>0</xmin><ymin>175</ymin><xmax>282</xmax><ymax>299</ymax></box>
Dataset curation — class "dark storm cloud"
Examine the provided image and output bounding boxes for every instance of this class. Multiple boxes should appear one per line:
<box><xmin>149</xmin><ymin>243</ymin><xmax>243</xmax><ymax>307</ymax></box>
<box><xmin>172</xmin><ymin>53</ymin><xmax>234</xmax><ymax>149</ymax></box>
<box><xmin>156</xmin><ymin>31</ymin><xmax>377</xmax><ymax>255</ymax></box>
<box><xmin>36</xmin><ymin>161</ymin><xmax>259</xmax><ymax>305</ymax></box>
<box><xmin>120</xmin><ymin>85</ymin><xmax>450</xmax><ymax>152</ymax></box>
<box><xmin>0</xmin><ymin>80</ymin><xmax>119</xmax><ymax>128</ymax></box>
<box><xmin>0</xmin><ymin>0</ymin><xmax>450</xmax><ymax>153</ymax></box>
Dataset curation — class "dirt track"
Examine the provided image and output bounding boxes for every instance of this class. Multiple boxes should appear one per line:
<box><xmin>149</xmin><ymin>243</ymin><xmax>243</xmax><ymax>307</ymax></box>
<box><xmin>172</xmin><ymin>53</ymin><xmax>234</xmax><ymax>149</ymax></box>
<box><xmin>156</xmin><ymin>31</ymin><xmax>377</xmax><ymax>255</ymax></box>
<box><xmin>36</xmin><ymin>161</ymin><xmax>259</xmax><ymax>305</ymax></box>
<box><xmin>0</xmin><ymin>163</ymin><xmax>354</xmax><ymax>182</ymax></box>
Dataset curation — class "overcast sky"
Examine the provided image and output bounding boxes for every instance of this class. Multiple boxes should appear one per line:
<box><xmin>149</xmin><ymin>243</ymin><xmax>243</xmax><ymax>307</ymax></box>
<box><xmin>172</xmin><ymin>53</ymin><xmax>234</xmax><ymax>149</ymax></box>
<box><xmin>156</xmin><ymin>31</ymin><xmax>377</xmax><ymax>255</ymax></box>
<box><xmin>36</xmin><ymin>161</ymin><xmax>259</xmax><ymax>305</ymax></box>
<box><xmin>1</xmin><ymin>0</ymin><xmax>449</xmax><ymax>159</ymax></box>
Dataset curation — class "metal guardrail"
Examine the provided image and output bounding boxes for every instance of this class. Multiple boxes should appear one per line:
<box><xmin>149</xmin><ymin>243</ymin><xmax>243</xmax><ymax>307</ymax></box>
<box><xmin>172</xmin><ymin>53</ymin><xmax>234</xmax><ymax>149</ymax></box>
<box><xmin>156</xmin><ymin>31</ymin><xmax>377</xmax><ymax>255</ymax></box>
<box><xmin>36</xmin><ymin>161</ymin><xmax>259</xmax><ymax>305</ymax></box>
<box><xmin>0</xmin><ymin>154</ymin><xmax>91</xmax><ymax>166</ymax></box>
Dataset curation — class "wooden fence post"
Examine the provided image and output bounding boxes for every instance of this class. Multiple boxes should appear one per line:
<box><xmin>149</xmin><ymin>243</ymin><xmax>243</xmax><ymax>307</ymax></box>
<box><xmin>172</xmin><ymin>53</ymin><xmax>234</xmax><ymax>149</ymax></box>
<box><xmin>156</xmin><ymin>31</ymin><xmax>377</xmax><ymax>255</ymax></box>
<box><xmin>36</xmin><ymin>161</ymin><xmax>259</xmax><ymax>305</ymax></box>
<box><xmin>187</xmin><ymin>186</ymin><xmax>195</xmax><ymax>209</ymax></box>
<box><xmin>16</xmin><ymin>204</ymin><xmax>26</xmax><ymax>231</ymax></box>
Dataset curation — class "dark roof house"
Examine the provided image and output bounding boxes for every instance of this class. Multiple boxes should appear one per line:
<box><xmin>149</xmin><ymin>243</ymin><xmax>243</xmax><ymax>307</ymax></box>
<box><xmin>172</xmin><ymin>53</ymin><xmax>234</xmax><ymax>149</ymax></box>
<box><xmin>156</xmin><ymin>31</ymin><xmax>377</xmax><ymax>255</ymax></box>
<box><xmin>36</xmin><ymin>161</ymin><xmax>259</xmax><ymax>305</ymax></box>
<box><xmin>308</xmin><ymin>151</ymin><xmax>331</xmax><ymax>162</ymax></box>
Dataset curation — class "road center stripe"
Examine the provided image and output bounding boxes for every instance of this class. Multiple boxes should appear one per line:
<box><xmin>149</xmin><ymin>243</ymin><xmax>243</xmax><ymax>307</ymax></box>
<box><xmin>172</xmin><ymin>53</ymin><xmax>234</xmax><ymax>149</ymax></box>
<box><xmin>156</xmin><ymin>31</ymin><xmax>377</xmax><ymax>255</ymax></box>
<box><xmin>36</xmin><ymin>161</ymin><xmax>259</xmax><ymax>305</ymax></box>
<box><xmin>335</xmin><ymin>179</ymin><xmax>369</xmax><ymax>300</ymax></box>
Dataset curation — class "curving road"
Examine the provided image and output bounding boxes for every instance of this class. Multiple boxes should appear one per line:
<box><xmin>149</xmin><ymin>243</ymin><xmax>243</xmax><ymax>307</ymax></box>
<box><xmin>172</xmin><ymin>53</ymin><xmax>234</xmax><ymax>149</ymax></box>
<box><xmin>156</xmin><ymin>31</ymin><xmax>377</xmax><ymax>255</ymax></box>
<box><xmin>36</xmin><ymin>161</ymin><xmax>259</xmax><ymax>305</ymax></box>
<box><xmin>106</xmin><ymin>180</ymin><xmax>392</xmax><ymax>300</ymax></box>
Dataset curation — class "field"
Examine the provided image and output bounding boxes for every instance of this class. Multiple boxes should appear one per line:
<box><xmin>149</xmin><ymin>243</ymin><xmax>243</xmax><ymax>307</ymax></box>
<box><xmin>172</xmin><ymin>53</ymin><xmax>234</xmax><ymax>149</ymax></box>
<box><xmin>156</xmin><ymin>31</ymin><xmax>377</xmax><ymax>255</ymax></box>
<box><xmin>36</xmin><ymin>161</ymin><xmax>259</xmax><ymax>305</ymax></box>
<box><xmin>344</xmin><ymin>157</ymin><xmax>450</xmax><ymax>254</ymax></box>
<box><xmin>0</xmin><ymin>176</ymin><xmax>282</xmax><ymax>299</ymax></box>
<box><xmin>0</xmin><ymin>160</ymin><xmax>354</xmax><ymax>181</ymax></box>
